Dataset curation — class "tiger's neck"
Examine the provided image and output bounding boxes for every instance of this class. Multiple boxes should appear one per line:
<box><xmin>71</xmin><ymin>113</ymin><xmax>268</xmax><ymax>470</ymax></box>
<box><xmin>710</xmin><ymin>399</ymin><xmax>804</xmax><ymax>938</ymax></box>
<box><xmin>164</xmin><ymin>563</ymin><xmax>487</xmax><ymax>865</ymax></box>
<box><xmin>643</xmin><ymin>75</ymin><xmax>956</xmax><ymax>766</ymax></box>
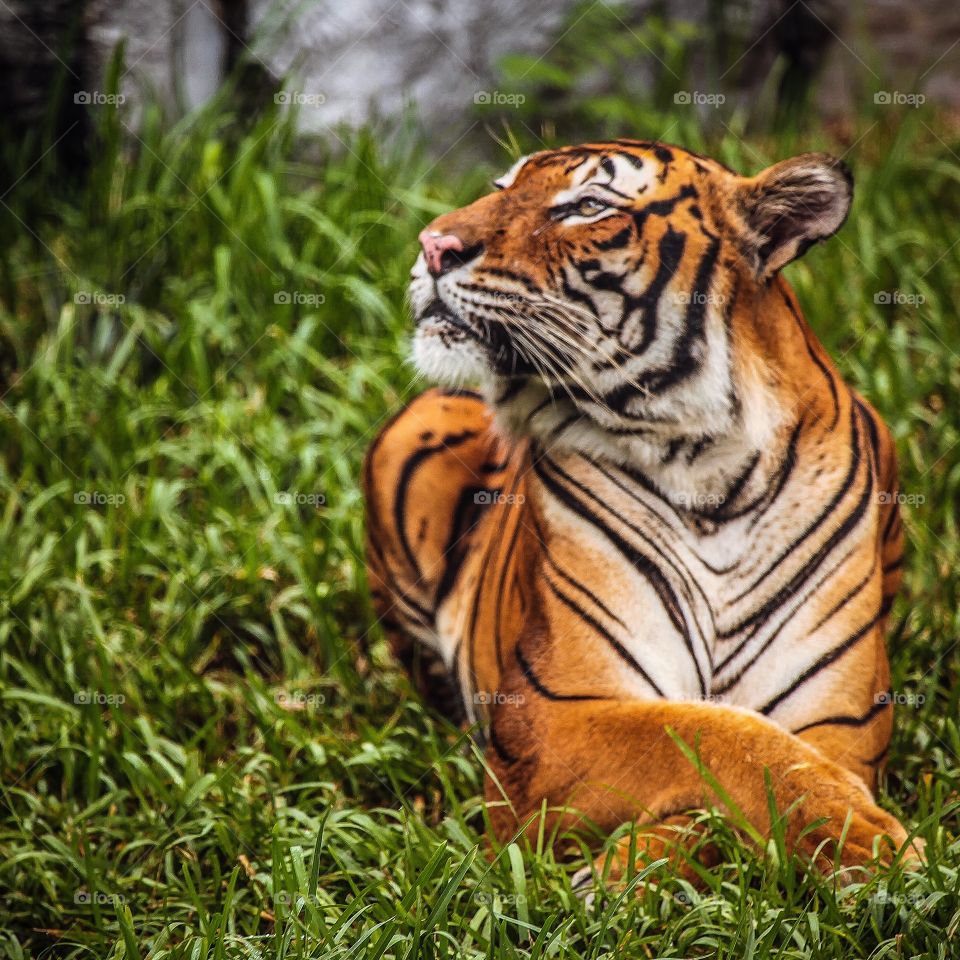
<box><xmin>486</xmin><ymin>281</ymin><xmax>813</xmax><ymax>515</ymax></box>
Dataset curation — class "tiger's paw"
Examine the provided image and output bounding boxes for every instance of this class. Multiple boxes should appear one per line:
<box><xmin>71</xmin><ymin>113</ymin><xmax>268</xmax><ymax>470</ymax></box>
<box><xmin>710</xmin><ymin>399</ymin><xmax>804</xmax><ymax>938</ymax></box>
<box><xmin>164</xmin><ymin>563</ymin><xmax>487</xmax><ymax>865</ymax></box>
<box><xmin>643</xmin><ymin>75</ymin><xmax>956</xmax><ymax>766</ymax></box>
<box><xmin>785</xmin><ymin>772</ymin><xmax>924</xmax><ymax>871</ymax></box>
<box><xmin>799</xmin><ymin>808</ymin><xmax>925</xmax><ymax>872</ymax></box>
<box><xmin>570</xmin><ymin>825</ymin><xmax>691</xmax><ymax>906</ymax></box>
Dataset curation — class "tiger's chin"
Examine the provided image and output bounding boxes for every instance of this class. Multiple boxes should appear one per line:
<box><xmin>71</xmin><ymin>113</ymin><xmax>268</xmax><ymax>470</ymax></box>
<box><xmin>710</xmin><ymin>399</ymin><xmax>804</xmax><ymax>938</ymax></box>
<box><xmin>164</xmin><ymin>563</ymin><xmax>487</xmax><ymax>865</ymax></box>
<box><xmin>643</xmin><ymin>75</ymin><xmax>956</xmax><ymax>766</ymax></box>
<box><xmin>412</xmin><ymin>319</ymin><xmax>491</xmax><ymax>387</ymax></box>
<box><xmin>411</xmin><ymin>311</ymin><xmax>493</xmax><ymax>389</ymax></box>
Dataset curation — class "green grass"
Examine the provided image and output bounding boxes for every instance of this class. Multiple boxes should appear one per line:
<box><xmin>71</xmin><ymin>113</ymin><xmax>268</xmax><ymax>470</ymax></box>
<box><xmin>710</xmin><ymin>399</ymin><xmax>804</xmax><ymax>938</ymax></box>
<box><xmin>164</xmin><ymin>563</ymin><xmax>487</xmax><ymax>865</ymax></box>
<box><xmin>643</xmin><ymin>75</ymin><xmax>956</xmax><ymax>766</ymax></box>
<box><xmin>1</xmin><ymin>87</ymin><xmax>960</xmax><ymax>958</ymax></box>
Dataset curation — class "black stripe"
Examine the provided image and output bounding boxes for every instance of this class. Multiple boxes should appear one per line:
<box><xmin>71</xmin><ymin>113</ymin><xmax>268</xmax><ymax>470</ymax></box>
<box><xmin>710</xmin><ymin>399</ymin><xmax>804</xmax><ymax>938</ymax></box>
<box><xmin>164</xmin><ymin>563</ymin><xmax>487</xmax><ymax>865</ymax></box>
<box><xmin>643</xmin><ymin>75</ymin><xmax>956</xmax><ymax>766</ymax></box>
<box><xmin>545</xmin><ymin>575</ymin><xmax>664</xmax><ymax>696</ymax></box>
<box><xmin>712</xmin><ymin>541</ymin><xmax>859</xmax><ymax>688</ymax></box>
<box><xmin>560</xmin><ymin>273</ymin><xmax>601</xmax><ymax>319</ymax></box>
<box><xmin>488</xmin><ymin>721</ymin><xmax>520</xmax><ymax>765</ymax></box>
<box><xmin>592</xmin><ymin>456</ymin><xmax>738</xmax><ymax>579</ymax></box>
<box><xmin>536</xmin><ymin>457</ymin><xmax>708</xmax><ymax>694</ymax></box>
<box><xmin>478</xmin><ymin>458</ymin><xmax>511</xmax><ymax>473</ymax></box>
<box><xmin>882</xmin><ymin>496</ymin><xmax>901</xmax><ymax>542</ymax></box>
<box><xmin>618</xmin><ymin>226</ymin><xmax>687</xmax><ymax>355</ymax></box>
<box><xmin>615</xmin><ymin>149</ymin><xmax>647</xmax><ymax>169</ymax></box>
<box><xmin>575</xmin><ymin>258</ymin><xmax>629</xmax><ymax>293</ymax></box>
<box><xmin>584</xmin><ymin>459</ymin><xmax>719</xmax><ymax>615</ymax></box>
<box><xmin>548</xmin><ymin>413</ymin><xmax>580</xmax><ymax>440</ymax></box>
<box><xmin>661</xmin><ymin>436</ymin><xmax>686</xmax><ymax>464</ymax></box>
<box><xmin>594</xmin><ymin>225</ymin><xmax>633</xmax><ymax>251</ymax></box>
<box><xmin>367</xmin><ymin>534</ymin><xmax>434</xmax><ymax>626</ymax></box>
<box><xmin>386</xmin><ymin>587</ymin><xmax>432</xmax><ymax>627</ymax></box>
<box><xmin>437</xmin><ymin>387</ymin><xmax>482</xmax><ymax>400</ymax></box>
<box><xmin>495</xmin><ymin>378</ymin><xmax>528</xmax><ymax>405</ymax></box>
<box><xmin>724</xmin><ymin>405</ymin><xmax>865</xmax><ymax>620</ymax></box>
<box><xmin>863</xmin><ymin>742</ymin><xmax>890</xmax><ymax>767</ymax></box>
<box><xmin>598</xmin><ymin>232</ymin><xmax>721</xmax><ymax>400</ymax></box>
<box><xmin>539</xmin><ymin>531</ymin><xmax>628</xmax><ymax>631</ymax></box>
<box><xmin>480</xmin><ymin>267</ymin><xmax>540</xmax><ymax>293</ymax></box>
<box><xmin>721</xmin><ymin>457</ymin><xmax>874</xmax><ymax>640</ymax></box>
<box><xmin>855</xmin><ymin>396</ymin><xmax>881</xmax><ymax>475</ymax></box>
<box><xmin>536</xmin><ymin>459</ymin><xmax>687</xmax><ymax>638</ymax></box>
<box><xmin>467</xmin><ymin>452</ymin><xmax>532</xmax><ymax>693</ymax></box>
<box><xmin>526</xmin><ymin>392</ymin><xmax>560</xmax><ymax>424</ymax></box>
<box><xmin>746</xmin><ymin>418</ymin><xmax>804</xmax><ymax>530</ymax></box>
<box><xmin>394</xmin><ymin>429</ymin><xmax>479</xmax><ymax>578</ymax></box>
<box><xmin>433</xmin><ymin>485</ymin><xmax>491</xmax><ymax>609</ymax></box>
<box><xmin>629</xmin><ymin>185</ymin><xmax>698</xmax><ymax>230</ymax></box>
<box><xmin>720</xmin><ymin>451</ymin><xmax>761</xmax><ymax>509</ymax></box>
<box><xmin>563</xmin><ymin>155</ymin><xmax>592</xmax><ymax>176</ymax></box>
<box><xmin>547</xmin><ymin>563</ymin><xmax>624</xmax><ymax>627</ymax></box>
<box><xmin>759</xmin><ymin>612</ymin><xmax>882</xmax><ymax>715</ymax></box>
<box><xmin>648</xmin><ymin>231</ymin><xmax>720</xmax><ymax>393</ymax></box>
<box><xmin>685</xmin><ymin>435</ymin><xmax>715</xmax><ymax>464</ymax></box>
<box><xmin>493</xmin><ymin>475</ymin><xmax>527</xmax><ymax>672</ymax></box>
<box><xmin>605</xmin><ymin>139</ymin><xmax>734</xmax><ymax>174</ymax></box>
<box><xmin>792</xmin><ymin>696</ymin><xmax>890</xmax><ymax>736</ymax></box>
<box><xmin>879</xmin><ymin>592</ymin><xmax>896</xmax><ymax>618</ymax></box>
<box><xmin>514</xmin><ymin>644</ymin><xmax>604</xmax><ymax>702</ymax></box>
<box><xmin>806</xmin><ymin>557</ymin><xmax>877</xmax><ymax>636</ymax></box>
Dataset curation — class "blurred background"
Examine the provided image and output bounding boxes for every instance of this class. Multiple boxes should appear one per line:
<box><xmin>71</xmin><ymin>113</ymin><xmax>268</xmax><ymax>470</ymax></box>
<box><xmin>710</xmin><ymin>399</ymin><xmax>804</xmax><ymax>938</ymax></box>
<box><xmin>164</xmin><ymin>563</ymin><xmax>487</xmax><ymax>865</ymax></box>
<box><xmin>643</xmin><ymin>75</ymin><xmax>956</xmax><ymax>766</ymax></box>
<box><xmin>1</xmin><ymin>2</ymin><xmax>959</xmax><ymax>956</ymax></box>
<box><xmin>3</xmin><ymin>0</ymin><xmax>960</xmax><ymax>149</ymax></box>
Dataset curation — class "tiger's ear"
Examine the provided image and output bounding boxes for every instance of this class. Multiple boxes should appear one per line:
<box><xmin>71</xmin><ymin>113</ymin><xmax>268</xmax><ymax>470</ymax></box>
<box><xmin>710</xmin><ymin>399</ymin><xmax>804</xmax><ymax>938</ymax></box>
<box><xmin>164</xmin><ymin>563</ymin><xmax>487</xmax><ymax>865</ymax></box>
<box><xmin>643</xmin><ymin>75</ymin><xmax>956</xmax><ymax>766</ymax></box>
<box><xmin>736</xmin><ymin>153</ymin><xmax>853</xmax><ymax>280</ymax></box>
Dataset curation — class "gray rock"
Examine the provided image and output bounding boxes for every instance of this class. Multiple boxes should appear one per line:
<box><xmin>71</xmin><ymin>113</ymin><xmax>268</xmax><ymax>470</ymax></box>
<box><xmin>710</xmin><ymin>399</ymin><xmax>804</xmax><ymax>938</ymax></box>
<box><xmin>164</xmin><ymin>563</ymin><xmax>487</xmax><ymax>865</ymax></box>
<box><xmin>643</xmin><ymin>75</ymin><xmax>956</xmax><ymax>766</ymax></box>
<box><xmin>248</xmin><ymin>0</ymin><xmax>574</xmax><ymax>132</ymax></box>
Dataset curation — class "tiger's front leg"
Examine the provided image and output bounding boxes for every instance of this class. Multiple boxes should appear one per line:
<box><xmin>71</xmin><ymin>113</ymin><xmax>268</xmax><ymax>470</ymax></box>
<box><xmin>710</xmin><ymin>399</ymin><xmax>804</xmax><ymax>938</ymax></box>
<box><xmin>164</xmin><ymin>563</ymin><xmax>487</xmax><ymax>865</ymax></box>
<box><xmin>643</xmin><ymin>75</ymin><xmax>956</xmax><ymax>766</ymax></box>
<box><xmin>363</xmin><ymin>387</ymin><xmax>510</xmax><ymax>723</ymax></box>
<box><xmin>485</xmin><ymin>693</ymin><xmax>917</xmax><ymax>876</ymax></box>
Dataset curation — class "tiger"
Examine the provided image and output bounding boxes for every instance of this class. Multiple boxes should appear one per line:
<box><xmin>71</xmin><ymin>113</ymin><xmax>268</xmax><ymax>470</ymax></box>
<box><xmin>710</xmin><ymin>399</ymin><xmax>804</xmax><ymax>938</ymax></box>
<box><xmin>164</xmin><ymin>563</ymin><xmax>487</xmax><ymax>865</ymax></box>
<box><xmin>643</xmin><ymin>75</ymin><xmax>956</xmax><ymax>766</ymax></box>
<box><xmin>362</xmin><ymin>138</ymin><xmax>921</xmax><ymax>890</ymax></box>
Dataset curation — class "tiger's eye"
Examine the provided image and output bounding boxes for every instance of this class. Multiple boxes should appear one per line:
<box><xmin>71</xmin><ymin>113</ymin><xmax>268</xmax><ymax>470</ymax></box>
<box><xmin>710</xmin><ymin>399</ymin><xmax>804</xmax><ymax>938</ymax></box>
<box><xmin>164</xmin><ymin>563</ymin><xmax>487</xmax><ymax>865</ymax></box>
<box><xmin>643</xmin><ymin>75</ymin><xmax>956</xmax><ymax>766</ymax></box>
<box><xmin>576</xmin><ymin>197</ymin><xmax>606</xmax><ymax>215</ymax></box>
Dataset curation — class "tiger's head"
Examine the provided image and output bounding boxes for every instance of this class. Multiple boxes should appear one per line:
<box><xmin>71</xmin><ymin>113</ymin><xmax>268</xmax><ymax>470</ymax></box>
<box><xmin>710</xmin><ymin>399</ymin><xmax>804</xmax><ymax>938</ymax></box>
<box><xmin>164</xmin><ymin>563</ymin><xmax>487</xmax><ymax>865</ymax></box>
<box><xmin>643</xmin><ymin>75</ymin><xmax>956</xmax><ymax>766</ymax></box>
<box><xmin>409</xmin><ymin>140</ymin><xmax>852</xmax><ymax>463</ymax></box>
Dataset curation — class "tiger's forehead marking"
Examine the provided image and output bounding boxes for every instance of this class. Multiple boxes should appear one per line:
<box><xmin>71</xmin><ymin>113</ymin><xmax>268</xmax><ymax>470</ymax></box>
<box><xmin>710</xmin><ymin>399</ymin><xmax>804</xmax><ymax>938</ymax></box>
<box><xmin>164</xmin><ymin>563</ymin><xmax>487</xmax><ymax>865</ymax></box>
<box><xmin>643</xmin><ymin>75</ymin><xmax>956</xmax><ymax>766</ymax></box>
<box><xmin>493</xmin><ymin>149</ymin><xmax>664</xmax><ymax>197</ymax></box>
<box><xmin>550</xmin><ymin>152</ymin><xmax>661</xmax><ymax>206</ymax></box>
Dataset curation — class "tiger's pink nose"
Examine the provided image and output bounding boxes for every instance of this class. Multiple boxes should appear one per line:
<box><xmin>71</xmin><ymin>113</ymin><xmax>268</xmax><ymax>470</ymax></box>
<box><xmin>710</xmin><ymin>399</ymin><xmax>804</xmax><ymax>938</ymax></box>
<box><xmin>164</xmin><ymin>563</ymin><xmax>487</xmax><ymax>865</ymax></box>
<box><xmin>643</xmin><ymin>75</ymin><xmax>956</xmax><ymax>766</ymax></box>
<box><xmin>418</xmin><ymin>229</ymin><xmax>466</xmax><ymax>277</ymax></box>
